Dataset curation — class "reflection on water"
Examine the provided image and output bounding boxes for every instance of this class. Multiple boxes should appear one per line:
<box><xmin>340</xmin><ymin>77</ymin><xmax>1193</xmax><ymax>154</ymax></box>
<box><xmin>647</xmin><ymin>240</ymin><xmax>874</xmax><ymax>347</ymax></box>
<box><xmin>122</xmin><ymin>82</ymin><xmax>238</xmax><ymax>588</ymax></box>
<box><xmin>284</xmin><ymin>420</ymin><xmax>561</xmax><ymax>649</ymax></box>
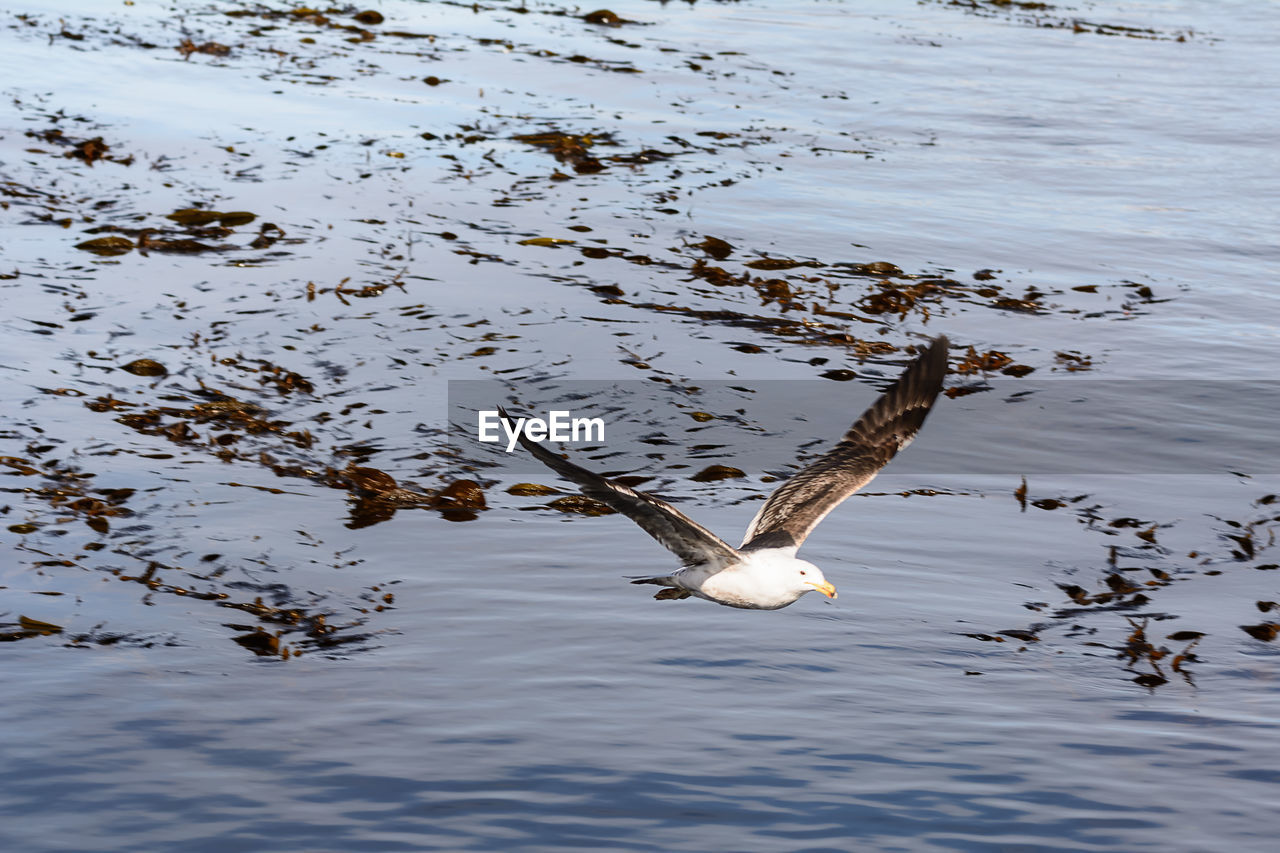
<box><xmin>2</xmin><ymin>0</ymin><xmax>1279</xmax><ymax>850</ymax></box>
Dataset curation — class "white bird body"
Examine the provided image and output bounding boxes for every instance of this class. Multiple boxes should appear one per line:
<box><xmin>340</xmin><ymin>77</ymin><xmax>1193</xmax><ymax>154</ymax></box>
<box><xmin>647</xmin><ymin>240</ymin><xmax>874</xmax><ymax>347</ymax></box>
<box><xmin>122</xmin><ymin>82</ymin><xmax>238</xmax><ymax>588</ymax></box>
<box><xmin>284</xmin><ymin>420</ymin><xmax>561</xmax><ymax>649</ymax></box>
<box><xmin>654</xmin><ymin>549</ymin><xmax>831</xmax><ymax>610</ymax></box>
<box><xmin>502</xmin><ymin>336</ymin><xmax>949</xmax><ymax>610</ymax></box>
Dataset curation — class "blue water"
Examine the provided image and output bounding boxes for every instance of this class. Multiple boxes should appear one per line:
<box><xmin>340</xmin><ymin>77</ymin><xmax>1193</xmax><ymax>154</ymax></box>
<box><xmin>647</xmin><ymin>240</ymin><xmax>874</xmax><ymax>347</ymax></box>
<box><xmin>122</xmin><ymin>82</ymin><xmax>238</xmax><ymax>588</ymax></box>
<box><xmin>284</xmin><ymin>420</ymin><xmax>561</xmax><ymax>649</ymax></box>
<box><xmin>2</xmin><ymin>1</ymin><xmax>1278</xmax><ymax>850</ymax></box>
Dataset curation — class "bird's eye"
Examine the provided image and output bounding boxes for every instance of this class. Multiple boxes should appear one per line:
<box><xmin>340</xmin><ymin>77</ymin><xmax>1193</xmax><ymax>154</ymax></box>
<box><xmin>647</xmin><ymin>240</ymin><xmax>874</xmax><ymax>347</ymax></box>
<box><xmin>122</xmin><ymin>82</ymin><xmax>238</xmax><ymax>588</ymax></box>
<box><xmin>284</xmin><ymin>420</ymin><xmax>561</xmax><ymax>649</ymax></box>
<box><xmin>799</xmin><ymin>570</ymin><xmax>807</xmax><ymax>576</ymax></box>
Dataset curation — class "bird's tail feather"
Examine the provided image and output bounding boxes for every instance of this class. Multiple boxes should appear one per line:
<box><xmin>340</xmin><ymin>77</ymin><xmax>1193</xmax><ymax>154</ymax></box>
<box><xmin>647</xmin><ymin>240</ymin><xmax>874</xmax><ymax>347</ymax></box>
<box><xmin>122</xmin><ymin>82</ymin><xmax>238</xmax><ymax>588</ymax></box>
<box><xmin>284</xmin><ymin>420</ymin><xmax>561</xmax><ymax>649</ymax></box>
<box><xmin>627</xmin><ymin>575</ymin><xmax>676</xmax><ymax>586</ymax></box>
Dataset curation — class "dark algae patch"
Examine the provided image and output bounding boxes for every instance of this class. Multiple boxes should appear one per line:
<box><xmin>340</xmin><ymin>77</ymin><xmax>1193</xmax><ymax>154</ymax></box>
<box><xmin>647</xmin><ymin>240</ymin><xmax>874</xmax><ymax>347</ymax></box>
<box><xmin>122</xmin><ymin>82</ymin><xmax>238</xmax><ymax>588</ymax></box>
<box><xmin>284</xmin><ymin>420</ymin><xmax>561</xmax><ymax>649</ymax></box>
<box><xmin>954</xmin><ymin>483</ymin><xmax>1280</xmax><ymax>688</ymax></box>
<box><xmin>24</xmin><ymin>126</ymin><xmax>133</xmax><ymax>166</ymax></box>
<box><xmin>927</xmin><ymin>0</ymin><xmax>1207</xmax><ymax>41</ymax></box>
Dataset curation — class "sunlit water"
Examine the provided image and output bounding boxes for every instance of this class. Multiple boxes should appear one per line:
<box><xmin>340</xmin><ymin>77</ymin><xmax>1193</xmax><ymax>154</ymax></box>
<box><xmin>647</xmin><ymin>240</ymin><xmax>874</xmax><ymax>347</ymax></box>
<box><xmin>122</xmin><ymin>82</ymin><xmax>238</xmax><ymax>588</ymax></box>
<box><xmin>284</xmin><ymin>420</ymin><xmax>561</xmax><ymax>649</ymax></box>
<box><xmin>2</xmin><ymin>1</ymin><xmax>1278</xmax><ymax>850</ymax></box>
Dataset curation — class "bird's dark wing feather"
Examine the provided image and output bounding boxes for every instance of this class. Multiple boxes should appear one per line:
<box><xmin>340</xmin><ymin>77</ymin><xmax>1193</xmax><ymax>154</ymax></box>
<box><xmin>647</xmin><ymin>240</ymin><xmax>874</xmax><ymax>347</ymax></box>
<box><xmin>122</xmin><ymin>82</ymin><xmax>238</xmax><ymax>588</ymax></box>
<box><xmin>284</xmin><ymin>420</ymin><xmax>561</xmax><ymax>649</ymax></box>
<box><xmin>740</xmin><ymin>336</ymin><xmax>949</xmax><ymax>551</ymax></box>
<box><xmin>500</xmin><ymin>408</ymin><xmax>740</xmax><ymax>567</ymax></box>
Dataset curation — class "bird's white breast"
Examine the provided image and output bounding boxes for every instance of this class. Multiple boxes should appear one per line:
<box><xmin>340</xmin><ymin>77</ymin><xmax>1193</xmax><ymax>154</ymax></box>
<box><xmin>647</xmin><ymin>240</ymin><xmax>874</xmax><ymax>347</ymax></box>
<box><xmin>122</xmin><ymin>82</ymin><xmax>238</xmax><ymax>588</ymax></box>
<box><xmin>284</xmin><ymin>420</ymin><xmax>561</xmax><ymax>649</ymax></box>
<box><xmin>691</xmin><ymin>548</ymin><xmax>809</xmax><ymax>610</ymax></box>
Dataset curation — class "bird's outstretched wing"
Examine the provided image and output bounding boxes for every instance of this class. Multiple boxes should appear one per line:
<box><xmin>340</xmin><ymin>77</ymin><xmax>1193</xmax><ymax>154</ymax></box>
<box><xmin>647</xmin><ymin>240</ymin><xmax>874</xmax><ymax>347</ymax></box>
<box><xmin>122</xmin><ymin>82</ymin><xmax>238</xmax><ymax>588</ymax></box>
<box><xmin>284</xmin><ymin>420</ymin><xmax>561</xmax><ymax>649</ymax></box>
<box><xmin>500</xmin><ymin>408</ymin><xmax>741</xmax><ymax>567</ymax></box>
<box><xmin>739</xmin><ymin>336</ymin><xmax>949</xmax><ymax>552</ymax></box>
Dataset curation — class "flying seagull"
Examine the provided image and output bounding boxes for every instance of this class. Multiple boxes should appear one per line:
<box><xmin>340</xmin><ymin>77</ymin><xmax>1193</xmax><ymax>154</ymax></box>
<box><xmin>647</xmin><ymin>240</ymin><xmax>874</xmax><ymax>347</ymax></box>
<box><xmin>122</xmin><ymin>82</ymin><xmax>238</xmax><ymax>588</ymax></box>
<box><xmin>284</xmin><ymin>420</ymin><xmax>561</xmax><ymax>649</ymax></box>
<box><xmin>502</xmin><ymin>335</ymin><xmax>949</xmax><ymax>610</ymax></box>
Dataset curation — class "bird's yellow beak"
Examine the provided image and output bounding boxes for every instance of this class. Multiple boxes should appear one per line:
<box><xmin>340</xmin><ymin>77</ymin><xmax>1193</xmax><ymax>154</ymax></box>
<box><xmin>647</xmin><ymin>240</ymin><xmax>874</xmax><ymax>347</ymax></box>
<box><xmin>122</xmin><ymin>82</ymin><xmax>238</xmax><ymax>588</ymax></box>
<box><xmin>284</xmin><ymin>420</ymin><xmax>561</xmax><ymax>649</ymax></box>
<box><xmin>807</xmin><ymin>581</ymin><xmax>837</xmax><ymax>599</ymax></box>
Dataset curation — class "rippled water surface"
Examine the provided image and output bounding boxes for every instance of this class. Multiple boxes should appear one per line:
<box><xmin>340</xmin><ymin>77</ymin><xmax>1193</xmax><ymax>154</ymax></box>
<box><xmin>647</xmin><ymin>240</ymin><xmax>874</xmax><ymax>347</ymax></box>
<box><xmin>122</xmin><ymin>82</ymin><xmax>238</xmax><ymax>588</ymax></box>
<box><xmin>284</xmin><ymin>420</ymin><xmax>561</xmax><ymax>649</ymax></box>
<box><xmin>2</xmin><ymin>1</ymin><xmax>1279</xmax><ymax>850</ymax></box>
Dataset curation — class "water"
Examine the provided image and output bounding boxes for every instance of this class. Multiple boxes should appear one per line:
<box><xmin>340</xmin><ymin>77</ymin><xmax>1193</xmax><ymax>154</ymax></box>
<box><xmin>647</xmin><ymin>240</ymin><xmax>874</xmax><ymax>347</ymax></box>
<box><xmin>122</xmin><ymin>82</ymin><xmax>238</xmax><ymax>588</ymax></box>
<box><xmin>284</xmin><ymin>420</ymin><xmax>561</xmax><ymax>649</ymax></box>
<box><xmin>2</xmin><ymin>1</ymin><xmax>1278</xmax><ymax>850</ymax></box>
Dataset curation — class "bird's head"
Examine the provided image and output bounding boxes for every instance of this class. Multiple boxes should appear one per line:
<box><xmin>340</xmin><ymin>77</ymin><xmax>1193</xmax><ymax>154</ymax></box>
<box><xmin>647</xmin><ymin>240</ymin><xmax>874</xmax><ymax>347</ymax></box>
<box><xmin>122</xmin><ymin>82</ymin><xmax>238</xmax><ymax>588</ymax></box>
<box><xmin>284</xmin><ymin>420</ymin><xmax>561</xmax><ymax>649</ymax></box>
<box><xmin>795</xmin><ymin>561</ymin><xmax>837</xmax><ymax>600</ymax></box>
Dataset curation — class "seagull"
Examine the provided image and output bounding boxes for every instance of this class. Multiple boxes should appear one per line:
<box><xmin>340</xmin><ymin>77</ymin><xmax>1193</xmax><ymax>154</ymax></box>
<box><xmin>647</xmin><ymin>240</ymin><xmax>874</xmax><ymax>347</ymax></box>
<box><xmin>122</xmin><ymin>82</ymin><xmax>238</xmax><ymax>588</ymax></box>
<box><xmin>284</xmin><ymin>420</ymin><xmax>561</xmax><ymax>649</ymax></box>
<box><xmin>503</xmin><ymin>335</ymin><xmax>949</xmax><ymax>610</ymax></box>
